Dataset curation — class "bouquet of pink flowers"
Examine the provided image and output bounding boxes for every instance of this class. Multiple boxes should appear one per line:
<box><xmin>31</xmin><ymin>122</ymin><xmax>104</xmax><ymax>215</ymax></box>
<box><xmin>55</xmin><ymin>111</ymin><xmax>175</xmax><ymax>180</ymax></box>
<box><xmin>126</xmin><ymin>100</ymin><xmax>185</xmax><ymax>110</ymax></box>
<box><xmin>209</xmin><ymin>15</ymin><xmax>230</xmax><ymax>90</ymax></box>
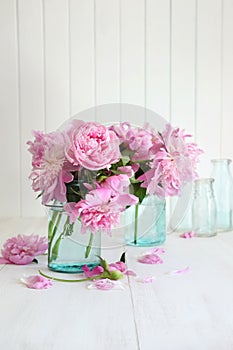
<box><xmin>28</xmin><ymin>119</ymin><xmax>202</xmax><ymax>232</ymax></box>
<box><xmin>27</xmin><ymin>119</ymin><xmax>202</xmax><ymax>249</ymax></box>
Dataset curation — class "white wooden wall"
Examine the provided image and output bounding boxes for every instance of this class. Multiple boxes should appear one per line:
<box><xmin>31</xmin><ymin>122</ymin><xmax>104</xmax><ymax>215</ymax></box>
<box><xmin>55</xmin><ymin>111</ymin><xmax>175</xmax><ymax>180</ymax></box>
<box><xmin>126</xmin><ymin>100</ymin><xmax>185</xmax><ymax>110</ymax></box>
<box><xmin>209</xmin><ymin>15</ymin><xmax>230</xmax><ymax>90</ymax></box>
<box><xmin>0</xmin><ymin>0</ymin><xmax>233</xmax><ymax>217</ymax></box>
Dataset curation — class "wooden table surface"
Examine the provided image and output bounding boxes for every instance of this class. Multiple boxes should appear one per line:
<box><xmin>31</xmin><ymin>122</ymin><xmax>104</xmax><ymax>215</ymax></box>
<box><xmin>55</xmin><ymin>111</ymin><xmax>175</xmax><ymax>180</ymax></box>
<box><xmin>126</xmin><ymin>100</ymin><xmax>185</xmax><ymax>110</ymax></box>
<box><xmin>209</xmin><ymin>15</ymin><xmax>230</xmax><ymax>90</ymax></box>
<box><xmin>0</xmin><ymin>217</ymin><xmax>233</xmax><ymax>350</ymax></box>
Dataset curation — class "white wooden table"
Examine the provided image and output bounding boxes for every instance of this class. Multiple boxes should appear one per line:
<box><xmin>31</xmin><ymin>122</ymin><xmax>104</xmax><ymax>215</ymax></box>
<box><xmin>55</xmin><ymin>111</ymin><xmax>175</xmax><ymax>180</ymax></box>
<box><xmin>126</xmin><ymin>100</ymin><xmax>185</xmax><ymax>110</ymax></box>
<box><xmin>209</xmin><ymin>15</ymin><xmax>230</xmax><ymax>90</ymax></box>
<box><xmin>1</xmin><ymin>217</ymin><xmax>233</xmax><ymax>350</ymax></box>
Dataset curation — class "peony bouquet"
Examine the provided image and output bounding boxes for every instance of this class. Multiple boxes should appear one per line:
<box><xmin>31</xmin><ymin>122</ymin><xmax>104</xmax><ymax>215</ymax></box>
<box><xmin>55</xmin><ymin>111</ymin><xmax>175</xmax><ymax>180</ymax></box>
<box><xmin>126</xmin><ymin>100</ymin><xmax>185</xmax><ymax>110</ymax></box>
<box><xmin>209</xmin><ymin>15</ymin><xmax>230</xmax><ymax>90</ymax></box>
<box><xmin>27</xmin><ymin>119</ymin><xmax>202</xmax><ymax>256</ymax></box>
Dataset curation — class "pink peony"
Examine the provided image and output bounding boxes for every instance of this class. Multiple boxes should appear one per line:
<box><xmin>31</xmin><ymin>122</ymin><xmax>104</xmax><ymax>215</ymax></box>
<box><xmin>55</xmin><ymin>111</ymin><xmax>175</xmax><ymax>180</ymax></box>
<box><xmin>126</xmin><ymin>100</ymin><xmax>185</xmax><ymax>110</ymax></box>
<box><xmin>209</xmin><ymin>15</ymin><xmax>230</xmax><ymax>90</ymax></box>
<box><xmin>109</xmin><ymin>122</ymin><xmax>157</xmax><ymax>161</ymax></box>
<box><xmin>139</xmin><ymin>124</ymin><xmax>203</xmax><ymax>197</ymax></box>
<box><xmin>109</xmin><ymin>261</ymin><xmax>127</xmax><ymax>273</ymax></box>
<box><xmin>1</xmin><ymin>234</ymin><xmax>48</xmax><ymax>265</ymax></box>
<box><xmin>65</xmin><ymin>187</ymin><xmax>138</xmax><ymax>234</ymax></box>
<box><xmin>21</xmin><ymin>275</ymin><xmax>52</xmax><ymax>289</ymax></box>
<box><xmin>65</xmin><ymin>120</ymin><xmax>121</xmax><ymax>170</ymax></box>
<box><xmin>82</xmin><ymin>264</ymin><xmax>104</xmax><ymax>278</ymax></box>
<box><xmin>28</xmin><ymin>130</ymin><xmax>77</xmax><ymax>205</ymax></box>
<box><xmin>101</xmin><ymin>174</ymin><xmax>131</xmax><ymax>195</ymax></box>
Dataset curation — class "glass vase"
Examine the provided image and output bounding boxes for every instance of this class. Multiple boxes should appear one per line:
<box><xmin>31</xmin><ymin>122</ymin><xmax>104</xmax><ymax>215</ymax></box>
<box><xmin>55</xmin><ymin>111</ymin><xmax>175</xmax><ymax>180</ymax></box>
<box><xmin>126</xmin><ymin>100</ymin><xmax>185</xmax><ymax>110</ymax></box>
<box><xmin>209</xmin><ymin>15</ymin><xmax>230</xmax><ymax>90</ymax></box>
<box><xmin>124</xmin><ymin>195</ymin><xmax>166</xmax><ymax>246</ymax></box>
<box><xmin>46</xmin><ymin>203</ymin><xmax>101</xmax><ymax>273</ymax></box>
<box><xmin>192</xmin><ymin>178</ymin><xmax>217</xmax><ymax>237</ymax></box>
<box><xmin>211</xmin><ymin>159</ymin><xmax>233</xmax><ymax>232</ymax></box>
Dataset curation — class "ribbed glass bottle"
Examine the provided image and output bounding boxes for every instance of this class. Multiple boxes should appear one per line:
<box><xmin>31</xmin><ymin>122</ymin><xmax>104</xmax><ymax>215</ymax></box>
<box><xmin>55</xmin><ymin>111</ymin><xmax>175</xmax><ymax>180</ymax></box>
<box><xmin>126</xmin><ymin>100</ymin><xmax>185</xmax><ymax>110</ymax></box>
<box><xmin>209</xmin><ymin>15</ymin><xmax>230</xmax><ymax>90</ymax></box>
<box><xmin>211</xmin><ymin>159</ymin><xmax>233</xmax><ymax>232</ymax></box>
<box><xmin>192</xmin><ymin>178</ymin><xmax>217</xmax><ymax>237</ymax></box>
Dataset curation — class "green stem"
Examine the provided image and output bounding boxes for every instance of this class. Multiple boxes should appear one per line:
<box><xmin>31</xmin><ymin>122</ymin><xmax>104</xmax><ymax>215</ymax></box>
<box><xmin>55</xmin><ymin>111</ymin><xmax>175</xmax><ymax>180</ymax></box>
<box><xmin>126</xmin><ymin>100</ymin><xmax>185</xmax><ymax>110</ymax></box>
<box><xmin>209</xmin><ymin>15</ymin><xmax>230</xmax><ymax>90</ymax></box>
<box><xmin>134</xmin><ymin>203</ymin><xmax>139</xmax><ymax>245</ymax></box>
<box><xmin>39</xmin><ymin>269</ymin><xmax>113</xmax><ymax>283</ymax></box>
<box><xmin>39</xmin><ymin>269</ymin><xmax>96</xmax><ymax>283</ymax></box>
<box><xmin>48</xmin><ymin>212</ymin><xmax>62</xmax><ymax>259</ymax></box>
<box><xmin>85</xmin><ymin>232</ymin><xmax>94</xmax><ymax>258</ymax></box>
<box><xmin>48</xmin><ymin>209</ymin><xmax>59</xmax><ymax>242</ymax></box>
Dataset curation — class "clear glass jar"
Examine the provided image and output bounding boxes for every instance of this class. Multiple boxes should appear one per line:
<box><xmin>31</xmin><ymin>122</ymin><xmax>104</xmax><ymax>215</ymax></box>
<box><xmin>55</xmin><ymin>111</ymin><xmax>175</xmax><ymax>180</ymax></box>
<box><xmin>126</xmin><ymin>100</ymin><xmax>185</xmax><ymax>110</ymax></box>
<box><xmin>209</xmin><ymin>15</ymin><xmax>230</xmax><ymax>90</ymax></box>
<box><xmin>124</xmin><ymin>195</ymin><xmax>166</xmax><ymax>246</ymax></box>
<box><xmin>46</xmin><ymin>203</ymin><xmax>101</xmax><ymax>273</ymax></box>
<box><xmin>211</xmin><ymin>159</ymin><xmax>233</xmax><ymax>232</ymax></box>
<box><xmin>192</xmin><ymin>178</ymin><xmax>217</xmax><ymax>237</ymax></box>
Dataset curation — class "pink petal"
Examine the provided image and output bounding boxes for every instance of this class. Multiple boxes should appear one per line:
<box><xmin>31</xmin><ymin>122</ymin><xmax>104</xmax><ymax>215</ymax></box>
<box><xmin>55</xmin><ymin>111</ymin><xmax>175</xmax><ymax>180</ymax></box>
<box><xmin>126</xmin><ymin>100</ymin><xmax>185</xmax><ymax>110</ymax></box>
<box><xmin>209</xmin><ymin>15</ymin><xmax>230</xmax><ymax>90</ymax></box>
<box><xmin>0</xmin><ymin>257</ymin><xmax>10</xmax><ymax>264</ymax></box>
<box><xmin>138</xmin><ymin>254</ymin><xmax>163</xmax><ymax>264</ymax></box>
<box><xmin>180</xmin><ymin>231</ymin><xmax>196</xmax><ymax>239</ymax></box>
<box><xmin>166</xmin><ymin>266</ymin><xmax>190</xmax><ymax>275</ymax></box>
<box><xmin>21</xmin><ymin>275</ymin><xmax>53</xmax><ymax>289</ymax></box>
<box><xmin>87</xmin><ymin>279</ymin><xmax>124</xmax><ymax>291</ymax></box>
<box><xmin>82</xmin><ymin>264</ymin><xmax>104</xmax><ymax>278</ymax></box>
<box><xmin>125</xmin><ymin>270</ymin><xmax>137</xmax><ymax>276</ymax></box>
<box><xmin>136</xmin><ymin>276</ymin><xmax>155</xmax><ymax>283</ymax></box>
<box><xmin>147</xmin><ymin>248</ymin><xmax>165</xmax><ymax>254</ymax></box>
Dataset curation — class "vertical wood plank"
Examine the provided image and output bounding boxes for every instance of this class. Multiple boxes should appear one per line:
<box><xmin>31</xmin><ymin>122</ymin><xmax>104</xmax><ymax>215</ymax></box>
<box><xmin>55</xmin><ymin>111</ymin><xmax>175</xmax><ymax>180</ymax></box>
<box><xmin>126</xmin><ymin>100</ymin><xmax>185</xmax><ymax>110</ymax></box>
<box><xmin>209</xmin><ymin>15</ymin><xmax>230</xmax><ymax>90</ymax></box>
<box><xmin>146</xmin><ymin>0</ymin><xmax>170</xmax><ymax>124</ymax></box>
<box><xmin>121</xmin><ymin>0</ymin><xmax>145</xmax><ymax>124</ymax></box>
<box><xmin>222</xmin><ymin>0</ymin><xmax>233</xmax><ymax>160</ymax></box>
<box><xmin>70</xmin><ymin>0</ymin><xmax>95</xmax><ymax>121</ymax></box>
<box><xmin>0</xmin><ymin>0</ymin><xmax>20</xmax><ymax>216</ymax></box>
<box><xmin>171</xmin><ymin>0</ymin><xmax>196</xmax><ymax>135</ymax></box>
<box><xmin>43</xmin><ymin>0</ymin><xmax>70</xmax><ymax>131</ymax></box>
<box><xmin>196</xmin><ymin>0</ymin><xmax>222</xmax><ymax>176</ymax></box>
<box><xmin>18</xmin><ymin>0</ymin><xmax>45</xmax><ymax>217</ymax></box>
<box><xmin>95</xmin><ymin>0</ymin><xmax>120</xmax><ymax>124</ymax></box>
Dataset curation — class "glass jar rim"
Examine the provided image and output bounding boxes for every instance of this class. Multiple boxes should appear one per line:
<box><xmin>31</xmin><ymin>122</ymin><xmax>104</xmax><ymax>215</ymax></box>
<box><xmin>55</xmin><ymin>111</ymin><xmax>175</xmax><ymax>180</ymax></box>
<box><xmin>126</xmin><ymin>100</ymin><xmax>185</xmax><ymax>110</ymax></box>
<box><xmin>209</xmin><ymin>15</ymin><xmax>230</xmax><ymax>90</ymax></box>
<box><xmin>194</xmin><ymin>177</ymin><xmax>214</xmax><ymax>184</ymax></box>
<box><xmin>211</xmin><ymin>158</ymin><xmax>232</xmax><ymax>163</ymax></box>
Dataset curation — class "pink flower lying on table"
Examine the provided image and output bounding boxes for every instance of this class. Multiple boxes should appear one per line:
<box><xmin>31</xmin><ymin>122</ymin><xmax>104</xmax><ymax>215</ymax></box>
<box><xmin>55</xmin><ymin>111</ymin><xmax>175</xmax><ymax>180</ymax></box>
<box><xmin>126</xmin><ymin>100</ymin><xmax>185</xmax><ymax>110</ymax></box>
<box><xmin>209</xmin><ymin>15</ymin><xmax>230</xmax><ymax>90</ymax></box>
<box><xmin>0</xmin><ymin>234</ymin><xmax>48</xmax><ymax>265</ymax></box>
<box><xmin>82</xmin><ymin>264</ymin><xmax>104</xmax><ymax>278</ymax></box>
<box><xmin>21</xmin><ymin>275</ymin><xmax>52</xmax><ymax>289</ymax></box>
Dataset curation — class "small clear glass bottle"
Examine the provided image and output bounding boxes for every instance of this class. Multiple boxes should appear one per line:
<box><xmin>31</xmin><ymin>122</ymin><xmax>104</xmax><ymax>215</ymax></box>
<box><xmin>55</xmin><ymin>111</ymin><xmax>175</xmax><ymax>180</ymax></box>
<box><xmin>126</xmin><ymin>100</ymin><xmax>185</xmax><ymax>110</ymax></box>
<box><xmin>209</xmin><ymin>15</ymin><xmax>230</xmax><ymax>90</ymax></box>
<box><xmin>211</xmin><ymin>159</ymin><xmax>233</xmax><ymax>232</ymax></box>
<box><xmin>192</xmin><ymin>178</ymin><xmax>217</xmax><ymax>237</ymax></box>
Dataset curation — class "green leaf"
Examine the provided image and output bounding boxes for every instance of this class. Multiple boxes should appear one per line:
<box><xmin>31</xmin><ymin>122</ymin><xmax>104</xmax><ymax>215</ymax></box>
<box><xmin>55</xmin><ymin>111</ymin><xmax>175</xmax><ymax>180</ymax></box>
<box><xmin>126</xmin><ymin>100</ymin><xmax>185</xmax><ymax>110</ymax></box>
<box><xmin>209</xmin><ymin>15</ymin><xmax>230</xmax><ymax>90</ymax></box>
<box><xmin>121</xmin><ymin>155</ymin><xmax>130</xmax><ymax>166</ymax></box>
<box><xmin>120</xmin><ymin>252</ymin><xmax>126</xmax><ymax>263</ymax></box>
<box><xmin>134</xmin><ymin>186</ymin><xmax>147</xmax><ymax>203</ymax></box>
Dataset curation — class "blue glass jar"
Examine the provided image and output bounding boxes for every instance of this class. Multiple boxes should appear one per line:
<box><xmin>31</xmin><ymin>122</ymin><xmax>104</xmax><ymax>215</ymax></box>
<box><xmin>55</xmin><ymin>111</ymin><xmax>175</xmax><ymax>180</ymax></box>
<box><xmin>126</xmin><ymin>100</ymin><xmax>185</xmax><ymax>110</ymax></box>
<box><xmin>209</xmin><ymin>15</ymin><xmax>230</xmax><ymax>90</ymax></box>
<box><xmin>211</xmin><ymin>159</ymin><xmax>233</xmax><ymax>232</ymax></box>
<box><xmin>192</xmin><ymin>178</ymin><xmax>217</xmax><ymax>237</ymax></box>
<box><xmin>47</xmin><ymin>203</ymin><xmax>101</xmax><ymax>273</ymax></box>
<box><xmin>124</xmin><ymin>195</ymin><xmax>166</xmax><ymax>246</ymax></box>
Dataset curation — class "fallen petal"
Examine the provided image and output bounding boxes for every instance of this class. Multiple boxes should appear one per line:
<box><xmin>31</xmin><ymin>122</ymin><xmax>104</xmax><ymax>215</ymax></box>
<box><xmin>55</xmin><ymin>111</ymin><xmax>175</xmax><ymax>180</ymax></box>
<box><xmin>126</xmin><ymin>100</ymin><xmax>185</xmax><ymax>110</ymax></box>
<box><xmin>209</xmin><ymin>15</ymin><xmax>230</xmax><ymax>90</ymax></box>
<box><xmin>147</xmin><ymin>248</ymin><xmax>165</xmax><ymax>255</ymax></box>
<box><xmin>138</xmin><ymin>254</ymin><xmax>163</xmax><ymax>264</ymax></box>
<box><xmin>180</xmin><ymin>231</ymin><xmax>196</xmax><ymax>239</ymax></box>
<box><xmin>87</xmin><ymin>278</ymin><xmax>125</xmax><ymax>291</ymax></box>
<box><xmin>125</xmin><ymin>270</ymin><xmax>137</xmax><ymax>276</ymax></box>
<box><xmin>21</xmin><ymin>275</ymin><xmax>53</xmax><ymax>289</ymax></box>
<box><xmin>136</xmin><ymin>276</ymin><xmax>155</xmax><ymax>283</ymax></box>
<box><xmin>166</xmin><ymin>266</ymin><xmax>190</xmax><ymax>275</ymax></box>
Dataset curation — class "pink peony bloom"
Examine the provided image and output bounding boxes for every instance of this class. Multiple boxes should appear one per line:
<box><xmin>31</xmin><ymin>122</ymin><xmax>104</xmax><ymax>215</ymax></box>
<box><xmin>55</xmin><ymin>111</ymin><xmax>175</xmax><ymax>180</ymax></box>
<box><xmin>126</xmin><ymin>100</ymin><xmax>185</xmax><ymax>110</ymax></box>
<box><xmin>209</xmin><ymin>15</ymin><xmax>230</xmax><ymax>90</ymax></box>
<box><xmin>65</xmin><ymin>187</ymin><xmax>138</xmax><ymax>234</ymax></box>
<box><xmin>109</xmin><ymin>122</ymin><xmax>157</xmax><ymax>161</ymax></box>
<box><xmin>109</xmin><ymin>261</ymin><xmax>127</xmax><ymax>273</ymax></box>
<box><xmin>82</xmin><ymin>264</ymin><xmax>104</xmax><ymax>278</ymax></box>
<box><xmin>139</xmin><ymin>123</ymin><xmax>203</xmax><ymax>197</ymax></box>
<box><xmin>101</xmin><ymin>174</ymin><xmax>131</xmax><ymax>195</ymax></box>
<box><xmin>1</xmin><ymin>234</ymin><xmax>48</xmax><ymax>265</ymax></box>
<box><xmin>65</xmin><ymin>120</ymin><xmax>121</xmax><ymax>170</ymax></box>
<box><xmin>21</xmin><ymin>275</ymin><xmax>52</xmax><ymax>289</ymax></box>
<box><xmin>28</xmin><ymin>130</ymin><xmax>77</xmax><ymax>205</ymax></box>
